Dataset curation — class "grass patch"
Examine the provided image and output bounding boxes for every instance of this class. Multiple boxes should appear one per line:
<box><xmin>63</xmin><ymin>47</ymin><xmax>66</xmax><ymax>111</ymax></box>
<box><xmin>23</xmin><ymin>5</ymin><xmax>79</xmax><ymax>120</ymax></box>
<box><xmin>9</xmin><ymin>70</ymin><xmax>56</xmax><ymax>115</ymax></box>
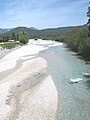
<box><xmin>0</xmin><ymin>42</ymin><xmax>21</xmax><ymax>49</ymax></box>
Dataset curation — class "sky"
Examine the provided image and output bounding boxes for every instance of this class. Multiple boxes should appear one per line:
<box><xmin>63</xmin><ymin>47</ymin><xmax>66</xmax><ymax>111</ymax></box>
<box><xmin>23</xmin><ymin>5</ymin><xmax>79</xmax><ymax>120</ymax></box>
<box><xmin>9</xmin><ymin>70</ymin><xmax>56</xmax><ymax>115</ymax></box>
<box><xmin>0</xmin><ymin>0</ymin><xmax>89</xmax><ymax>29</ymax></box>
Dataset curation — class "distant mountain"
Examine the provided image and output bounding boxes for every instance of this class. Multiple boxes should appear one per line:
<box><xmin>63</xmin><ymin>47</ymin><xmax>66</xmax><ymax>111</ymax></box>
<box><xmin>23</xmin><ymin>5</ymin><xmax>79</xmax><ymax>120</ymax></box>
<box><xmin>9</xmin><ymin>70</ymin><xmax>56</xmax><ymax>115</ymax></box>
<box><xmin>29</xmin><ymin>27</ymin><xmax>39</xmax><ymax>30</ymax></box>
<box><xmin>4</xmin><ymin>27</ymin><xmax>40</xmax><ymax>38</ymax></box>
<box><xmin>0</xmin><ymin>27</ymin><xmax>38</xmax><ymax>34</ymax></box>
<box><xmin>0</xmin><ymin>28</ymin><xmax>11</xmax><ymax>34</ymax></box>
<box><xmin>1</xmin><ymin>25</ymin><xmax>87</xmax><ymax>39</ymax></box>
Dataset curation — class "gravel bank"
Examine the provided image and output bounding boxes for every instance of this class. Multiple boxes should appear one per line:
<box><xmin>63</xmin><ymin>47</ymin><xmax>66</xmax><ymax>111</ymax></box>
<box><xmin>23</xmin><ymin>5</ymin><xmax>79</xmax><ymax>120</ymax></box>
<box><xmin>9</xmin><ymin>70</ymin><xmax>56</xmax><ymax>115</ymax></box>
<box><xmin>0</xmin><ymin>40</ymin><xmax>62</xmax><ymax>120</ymax></box>
<box><xmin>16</xmin><ymin>75</ymin><xmax>57</xmax><ymax>120</ymax></box>
<box><xmin>3</xmin><ymin>57</ymin><xmax>58</xmax><ymax>120</ymax></box>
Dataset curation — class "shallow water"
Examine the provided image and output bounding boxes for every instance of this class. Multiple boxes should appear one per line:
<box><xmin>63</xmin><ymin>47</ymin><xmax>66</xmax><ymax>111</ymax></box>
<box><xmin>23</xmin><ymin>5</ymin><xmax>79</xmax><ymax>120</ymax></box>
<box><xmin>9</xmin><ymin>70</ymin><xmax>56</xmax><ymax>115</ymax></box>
<box><xmin>40</xmin><ymin>44</ymin><xmax>90</xmax><ymax>120</ymax></box>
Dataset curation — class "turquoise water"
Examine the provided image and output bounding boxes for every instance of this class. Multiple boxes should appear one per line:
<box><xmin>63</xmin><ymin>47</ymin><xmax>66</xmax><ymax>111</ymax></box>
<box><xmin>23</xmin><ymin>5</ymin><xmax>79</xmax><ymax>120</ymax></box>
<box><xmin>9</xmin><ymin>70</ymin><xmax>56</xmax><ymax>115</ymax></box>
<box><xmin>40</xmin><ymin>45</ymin><xmax>90</xmax><ymax>120</ymax></box>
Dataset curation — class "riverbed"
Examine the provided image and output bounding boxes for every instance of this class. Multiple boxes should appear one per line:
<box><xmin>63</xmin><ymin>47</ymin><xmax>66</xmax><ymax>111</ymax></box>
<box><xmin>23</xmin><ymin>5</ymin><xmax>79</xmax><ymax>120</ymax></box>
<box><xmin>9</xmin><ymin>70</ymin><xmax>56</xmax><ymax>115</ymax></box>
<box><xmin>0</xmin><ymin>40</ymin><xmax>59</xmax><ymax>120</ymax></box>
<box><xmin>0</xmin><ymin>40</ymin><xmax>90</xmax><ymax>120</ymax></box>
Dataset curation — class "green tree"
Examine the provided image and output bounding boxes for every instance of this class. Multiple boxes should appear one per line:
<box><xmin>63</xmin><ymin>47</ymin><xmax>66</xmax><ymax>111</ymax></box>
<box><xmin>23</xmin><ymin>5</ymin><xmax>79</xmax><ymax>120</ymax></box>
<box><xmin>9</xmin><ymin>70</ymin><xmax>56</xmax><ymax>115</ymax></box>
<box><xmin>12</xmin><ymin>32</ymin><xmax>16</xmax><ymax>40</ymax></box>
<box><xmin>19</xmin><ymin>32</ymin><xmax>29</xmax><ymax>44</ymax></box>
<box><xmin>60</xmin><ymin>27</ymin><xmax>90</xmax><ymax>60</ymax></box>
<box><xmin>16</xmin><ymin>34</ymin><xmax>19</xmax><ymax>41</ymax></box>
<box><xmin>6</xmin><ymin>35</ymin><xmax>9</xmax><ymax>41</ymax></box>
<box><xmin>3</xmin><ymin>35</ymin><xmax>8</xmax><ymax>42</ymax></box>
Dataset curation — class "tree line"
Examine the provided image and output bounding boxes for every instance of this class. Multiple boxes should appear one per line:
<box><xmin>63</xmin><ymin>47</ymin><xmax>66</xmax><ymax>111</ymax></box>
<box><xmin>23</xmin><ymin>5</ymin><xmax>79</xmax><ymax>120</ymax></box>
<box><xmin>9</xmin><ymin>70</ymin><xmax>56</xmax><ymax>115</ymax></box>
<box><xmin>54</xmin><ymin>27</ymin><xmax>90</xmax><ymax>60</ymax></box>
<box><xmin>0</xmin><ymin>31</ymin><xmax>29</xmax><ymax>44</ymax></box>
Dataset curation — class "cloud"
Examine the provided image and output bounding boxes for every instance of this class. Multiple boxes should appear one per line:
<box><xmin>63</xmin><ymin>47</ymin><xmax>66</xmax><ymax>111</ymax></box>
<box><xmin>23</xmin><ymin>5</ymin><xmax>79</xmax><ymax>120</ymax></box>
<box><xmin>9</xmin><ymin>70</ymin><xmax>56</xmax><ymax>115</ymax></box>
<box><xmin>0</xmin><ymin>0</ymin><xmax>89</xmax><ymax>28</ymax></box>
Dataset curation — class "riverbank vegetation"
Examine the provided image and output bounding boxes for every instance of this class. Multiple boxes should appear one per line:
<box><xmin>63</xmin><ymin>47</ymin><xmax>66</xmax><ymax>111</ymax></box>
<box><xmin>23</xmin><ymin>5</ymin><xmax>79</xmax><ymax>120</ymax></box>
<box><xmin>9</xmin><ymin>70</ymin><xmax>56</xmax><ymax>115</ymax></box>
<box><xmin>0</xmin><ymin>42</ymin><xmax>21</xmax><ymax>49</ymax></box>
<box><xmin>53</xmin><ymin>27</ymin><xmax>90</xmax><ymax>61</ymax></box>
<box><xmin>0</xmin><ymin>31</ymin><xmax>29</xmax><ymax>44</ymax></box>
<box><xmin>0</xmin><ymin>31</ymin><xmax>29</xmax><ymax>49</ymax></box>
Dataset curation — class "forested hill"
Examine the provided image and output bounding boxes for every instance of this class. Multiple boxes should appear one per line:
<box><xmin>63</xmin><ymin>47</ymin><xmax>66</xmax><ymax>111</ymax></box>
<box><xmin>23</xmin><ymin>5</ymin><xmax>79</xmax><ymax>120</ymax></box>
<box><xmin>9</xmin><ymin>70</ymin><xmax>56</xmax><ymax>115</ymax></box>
<box><xmin>1</xmin><ymin>25</ymin><xmax>87</xmax><ymax>39</ymax></box>
<box><xmin>0</xmin><ymin>28</ymin><xmax>11</xmax><ymax>34</ymax></box>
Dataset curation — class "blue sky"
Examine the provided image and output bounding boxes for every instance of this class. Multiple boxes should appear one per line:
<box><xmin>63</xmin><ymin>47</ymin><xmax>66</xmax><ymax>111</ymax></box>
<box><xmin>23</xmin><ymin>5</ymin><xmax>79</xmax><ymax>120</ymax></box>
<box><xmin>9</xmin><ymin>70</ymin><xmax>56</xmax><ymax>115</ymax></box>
<box><xmin>0</xmin><ymin>0</ymin><xmax>89</xmax><ymax>29</ymax></box>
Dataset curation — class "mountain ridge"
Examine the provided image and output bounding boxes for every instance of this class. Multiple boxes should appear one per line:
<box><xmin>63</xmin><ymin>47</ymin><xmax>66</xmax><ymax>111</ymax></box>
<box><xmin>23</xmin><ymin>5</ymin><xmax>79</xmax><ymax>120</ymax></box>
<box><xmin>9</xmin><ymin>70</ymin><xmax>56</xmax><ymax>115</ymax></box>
<box><xmin>0</xmin><ymin>25</ymin><xmax>87</xmax><ymax>38</ymax></box>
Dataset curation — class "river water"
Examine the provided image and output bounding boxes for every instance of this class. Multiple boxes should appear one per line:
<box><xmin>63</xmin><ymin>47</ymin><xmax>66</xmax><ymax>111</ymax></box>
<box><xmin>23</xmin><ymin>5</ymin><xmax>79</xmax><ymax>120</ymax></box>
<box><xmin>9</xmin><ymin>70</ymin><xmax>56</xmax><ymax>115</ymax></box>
<box><xmin>40</xmin><ymin>44</ymin><xmax>90</xmax><ymax>120</ymax></box>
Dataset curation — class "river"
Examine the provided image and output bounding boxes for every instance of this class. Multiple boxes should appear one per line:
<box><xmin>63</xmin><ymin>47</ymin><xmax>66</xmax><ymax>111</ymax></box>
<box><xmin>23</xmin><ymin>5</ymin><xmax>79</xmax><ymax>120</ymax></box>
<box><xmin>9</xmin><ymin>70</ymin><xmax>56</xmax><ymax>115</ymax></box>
<box><xmin>40</xmin><ymin>44</ymin><xmax>90</xmax><ymax>120</ymax></box>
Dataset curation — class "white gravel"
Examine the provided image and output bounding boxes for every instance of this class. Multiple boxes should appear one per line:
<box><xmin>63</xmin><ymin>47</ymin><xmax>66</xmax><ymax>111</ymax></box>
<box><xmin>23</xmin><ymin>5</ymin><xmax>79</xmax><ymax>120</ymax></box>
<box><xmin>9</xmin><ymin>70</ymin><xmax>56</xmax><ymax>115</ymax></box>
<box><xmin>0</xmin><ymin>81</ymin><xmax>11</xmax><ymax>120</ymax></box>
<box><xmin>16</xmin><ymin>76</ymin><xmax>58</xmax><ymax>120</ymax></box>
<box><xmin>0</xmin><ymin>40</ymin><xmax>62</xmax><ymax>120</ymax></box>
